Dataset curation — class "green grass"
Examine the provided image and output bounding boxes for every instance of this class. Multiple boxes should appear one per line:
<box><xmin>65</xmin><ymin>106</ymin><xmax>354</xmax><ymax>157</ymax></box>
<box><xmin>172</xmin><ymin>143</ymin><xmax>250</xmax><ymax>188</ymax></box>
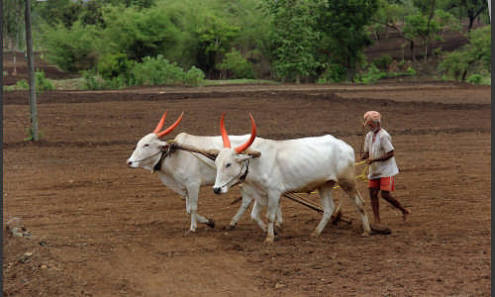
<box><xmin>4</xmin><ymin>77</ymin><xmax>85</xmax><ymax>91</ymax></box>
<box><xmin>50</xmin><ymin>78</ymin><xmax>86</xmax><ymax>90</ymax></box>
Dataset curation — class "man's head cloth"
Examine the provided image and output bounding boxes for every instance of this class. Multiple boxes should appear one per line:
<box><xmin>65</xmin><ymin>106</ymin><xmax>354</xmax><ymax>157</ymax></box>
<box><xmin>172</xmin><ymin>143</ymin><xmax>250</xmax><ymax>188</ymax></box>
<box><xmin>363</xmin><ymin>111</ymin><xmax>381</xmax><ymax>126</ymax></box>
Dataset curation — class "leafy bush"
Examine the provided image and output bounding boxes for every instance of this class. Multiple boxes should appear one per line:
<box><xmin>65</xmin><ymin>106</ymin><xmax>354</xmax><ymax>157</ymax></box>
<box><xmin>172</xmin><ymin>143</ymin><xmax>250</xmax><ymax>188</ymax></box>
<box><xmin>101</xmin><ymin>6</ymin><xmax>181</xmax><ymax>62</ymax></box>
<box><xmin>372</xmin><ymin>55</ymin><xmax>393</xmax><ymax>70</ymax></box>
<box><xmin>184</xmin><ymin>66</ymin><xmax>205</xmax><ymax>86</ymax></box>
<box><xmin>406</xmin><ymin>67</ymin><xmax>416</xmax><ymax>76</ymax></box>
<box><xmin>355</xmin><ymin>64</ymin><xmax>387</xmax><ymax>84</ymax></box>
<box><xmin>5</xmin><ymin>74</ymin><xmax>54</xmax><ymax>91</ymax></box>
<box><xmin>467</xmin><ymin>74</ymin><xmax>483</xmax><ymax>84</ymax></box>
<box><xmin>217</xmin><ymin>49</ymin><xmax>254</xmax><ymax>79</ymax></box>
<box><xmin>130</xmin><ymin>55</ymin><xmax>185</xmax><ymax>86</ymax></box>
<box><xmin>35</xmin><ymin>71</ymin><xmax>54</xmax><ymax>91</ymax></box>
<box><xmin>41</xmin><ymin>21</ymin><xmax>100</xmax><ymax>72</ymax></box>
<box><xmin>82</xmin><ymin>71</ymin><xmax>107</xmax><ymax>90</ymax></box>
<box><xmin>317</xmin><ymin>63</ymin><xmax>346</xmax><ymax>83</ymax></box>
<box><xmin>15</xmin><ymin>79</ymin><xmax>29</xmax><ymax>90</ymax></box>
<box><xmin>97</xmin><ymin>53</ymin><xmax>134</xmax><ymax>81</ymax></box>
<box><xmin>439</xmin><ymin>26</ymin><xmax>491</xmax><ymax>81</ymax></box>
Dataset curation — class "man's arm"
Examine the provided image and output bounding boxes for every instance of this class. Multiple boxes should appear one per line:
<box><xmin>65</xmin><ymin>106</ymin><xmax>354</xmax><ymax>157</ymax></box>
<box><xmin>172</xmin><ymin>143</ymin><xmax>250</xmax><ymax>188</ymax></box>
<box><xmin>368</xmin><ymin>150</ymin><xmax>394</xmax><ymax>164</ymax></box>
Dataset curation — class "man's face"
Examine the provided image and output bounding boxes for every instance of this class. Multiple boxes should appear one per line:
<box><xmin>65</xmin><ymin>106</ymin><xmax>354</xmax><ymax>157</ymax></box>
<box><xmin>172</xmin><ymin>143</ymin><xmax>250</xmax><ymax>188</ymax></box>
<box><xmin>365</xmin><ymin>121</ymin><xmax>379</xmax><ymax>132</ymax></box>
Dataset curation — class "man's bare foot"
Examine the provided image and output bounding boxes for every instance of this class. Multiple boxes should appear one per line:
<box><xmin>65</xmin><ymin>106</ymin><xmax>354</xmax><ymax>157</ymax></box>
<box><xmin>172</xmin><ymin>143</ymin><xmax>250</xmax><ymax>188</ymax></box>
<box><xmin>402</xmin><ymin>209</ymin><xmax>410</xmax><ymax>221</ymax></box>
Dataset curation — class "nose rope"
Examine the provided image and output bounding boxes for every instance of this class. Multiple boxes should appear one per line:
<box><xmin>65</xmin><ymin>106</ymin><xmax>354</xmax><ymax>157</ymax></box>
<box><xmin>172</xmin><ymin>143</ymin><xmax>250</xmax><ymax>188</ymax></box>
<box><xmin>218</xmin><ymin>160</ymin><xmax>249</xmax><ymax>190</ymax></box>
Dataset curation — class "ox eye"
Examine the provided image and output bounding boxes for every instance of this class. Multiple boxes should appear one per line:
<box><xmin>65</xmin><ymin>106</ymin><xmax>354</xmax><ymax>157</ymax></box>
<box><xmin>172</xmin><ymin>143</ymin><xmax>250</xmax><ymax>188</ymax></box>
<box><xmin>226</xmin><ymin>163</ymin><xmax>231</xmax><ymax>168</ymax></box>
<box><xmin>144</xmin><ymin>144</ymin><xmax>149</xmax><ymax>147</ymax></box>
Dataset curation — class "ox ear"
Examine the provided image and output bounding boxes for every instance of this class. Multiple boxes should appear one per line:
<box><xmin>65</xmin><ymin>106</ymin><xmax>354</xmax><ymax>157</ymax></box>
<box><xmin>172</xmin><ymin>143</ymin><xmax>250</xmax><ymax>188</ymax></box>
<box><xmin>205</xmin><ymin>149</ymin><xmax>220</xmax><ymax>161</ymax></box>
<box><xmin>234</xmin><ymin>150</ymin><xmax>261</xmax><ymax>163</ymax></box>
<box><xmin>244</xmin><ymin>149</ymin><xmax>261</xmax><ymax>158</ymax></box>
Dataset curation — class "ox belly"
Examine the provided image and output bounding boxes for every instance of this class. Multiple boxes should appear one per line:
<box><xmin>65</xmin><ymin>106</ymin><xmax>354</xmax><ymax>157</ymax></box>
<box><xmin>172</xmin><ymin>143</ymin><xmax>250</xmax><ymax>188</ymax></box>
<box><xmin>286</xmin><ymin>178</ymin><xmax>335</xmax><ymax>194</ymax></box>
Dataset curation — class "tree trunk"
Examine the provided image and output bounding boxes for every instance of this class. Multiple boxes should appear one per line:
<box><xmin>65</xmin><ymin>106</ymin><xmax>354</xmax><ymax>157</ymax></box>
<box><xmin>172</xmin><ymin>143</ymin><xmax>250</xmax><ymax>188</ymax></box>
<box><xmin>468</xmin><ymin>16</ymin><xmax>475</xmax><ymax>32</ymax></box>
<box><xmin>1</xmin><ymin>0</ymin><xmax>3</xmax><ymax>97</ymax></box>
<box><xmin>0</xmin><ymin>0</ymin><xmax>4</xmax><ymax>277</ymax></box>
<box><xmin>410</xmin><ymin>40</ymin><xmax>415</xmax><ymax>62</ymax></box>
<box><xmin>25</xmin><ymin>0</ymin><xmax>39</xmax><ymax>141</ymax></box>
<box><xmin>424</xmin><ymin>39</ymin><xmax>428</xmax><ymax>63</ymax></box>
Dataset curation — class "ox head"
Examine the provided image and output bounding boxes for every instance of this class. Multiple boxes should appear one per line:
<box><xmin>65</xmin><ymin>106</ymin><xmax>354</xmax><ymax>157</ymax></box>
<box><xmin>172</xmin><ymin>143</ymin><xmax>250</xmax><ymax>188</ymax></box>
<box><xmin>212</xmin><ymin>113</ymin><xmax>260</xmax><ymax>194</ymax></box>
<box><xmin>127</xmin><ymin>111</ymin><xmax>184</xmax><ymax>171</ymax></box>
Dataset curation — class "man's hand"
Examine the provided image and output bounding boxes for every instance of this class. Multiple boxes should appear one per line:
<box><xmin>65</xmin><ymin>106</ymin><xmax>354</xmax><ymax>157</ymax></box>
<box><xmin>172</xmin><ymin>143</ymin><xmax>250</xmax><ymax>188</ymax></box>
<box><xmin>361</xmin><ymin>152</ymin><xmax>369</xmax><ymax>161</ymax></box>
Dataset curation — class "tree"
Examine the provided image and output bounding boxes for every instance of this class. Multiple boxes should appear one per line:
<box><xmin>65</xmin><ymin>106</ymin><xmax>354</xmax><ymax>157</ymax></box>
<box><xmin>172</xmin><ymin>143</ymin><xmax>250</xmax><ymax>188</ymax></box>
<box><xmin>403</xmin><ymin>8</ymin><xmax>460</xmax><ymax>62</ymax></box>
<box><xmin>370</xmin><ymin>0</ymin><xmax>418</xmax><ymax>61</ymax></box>
<box><xmin>439</xmin><ymin>26</ymin><xmax>491</xmax><ymax>80</ymax></box>
<box><xmin>315</xmin><ymin>0</ymin><xmax>378</xmax><ymax>80</ymax></box>
<box><xmin>263</xmin><ymin>0</ymin><xmax>320</xmax><ymax>83</ymax></box>
<box><xmin>1</xmin><ymin>0</ymin><xmax>3</xmax><ymax>98</ymax></box>
<box><xmin>3</xmin><ymin>0</ymin><xmax>24</xmax><ymax>75</ymax></box>
<box><xmin>445</xmin><ymin>0</ymin><xmax>488</xmax><ymax>31</ymax></box>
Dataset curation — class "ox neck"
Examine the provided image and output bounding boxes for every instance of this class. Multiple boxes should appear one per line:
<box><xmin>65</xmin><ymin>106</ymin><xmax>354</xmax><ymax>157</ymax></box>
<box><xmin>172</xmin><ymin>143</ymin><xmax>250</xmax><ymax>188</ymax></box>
<box><xmin>239</xmin><ymin>159</ymin><xmax>249</xmax><ymax>182</ymax></box>
<box><xmin>153</xmin><ymin>144</ymin><xmax>177</xmax><ymax>172</ymax></box>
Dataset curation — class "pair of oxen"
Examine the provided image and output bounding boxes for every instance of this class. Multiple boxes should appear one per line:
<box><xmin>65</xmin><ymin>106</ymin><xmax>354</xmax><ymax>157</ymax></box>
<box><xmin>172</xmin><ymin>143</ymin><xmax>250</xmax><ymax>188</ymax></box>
<box><xmin>127</xmin><ymin>111</ymin><xmax>371</xmax><ymax>243</ymax></box>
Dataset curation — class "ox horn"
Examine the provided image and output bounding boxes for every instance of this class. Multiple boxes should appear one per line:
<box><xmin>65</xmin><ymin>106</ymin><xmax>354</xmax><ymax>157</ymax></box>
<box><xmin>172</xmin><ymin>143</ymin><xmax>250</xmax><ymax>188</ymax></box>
<box><xmin>234</xmin><ymin>113</ymin><xmax>256</xmax><ymax>154</ymax></box>
<box><xmin>220</xmin><ymin>113</ymin><xmax>232</xmax><ymax>148</ymax></box>
<box><xmin>153</xmin><ymin>111</ymin><xmax>168</xmax><ymax>134</ymax></box>
<box><xmin>154</xmin><ymin>111</ymin><xmax>184</xmax><ymax>138</ymax></box>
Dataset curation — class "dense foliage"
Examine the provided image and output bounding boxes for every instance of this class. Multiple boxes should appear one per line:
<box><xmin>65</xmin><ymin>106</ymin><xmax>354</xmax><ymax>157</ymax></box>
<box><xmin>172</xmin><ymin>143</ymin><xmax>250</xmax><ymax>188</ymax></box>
<box><xmin>4</xmin><ymin>0</ymin><xmax>489</xmax><ymax>85</ymax></box>
<box><xmin>438</xmin><ymin>26</ymin><xmax>491</xmax><ymax>82</ymax></box>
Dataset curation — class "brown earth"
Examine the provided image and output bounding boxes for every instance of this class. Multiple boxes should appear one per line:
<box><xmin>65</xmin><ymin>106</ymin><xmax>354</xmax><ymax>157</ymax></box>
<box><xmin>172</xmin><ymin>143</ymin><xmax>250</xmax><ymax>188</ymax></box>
<box><xmin>3</xmin><ymin>78</ymin><xmax>491</xmax><ymax>297</ymax></box>
<box><xmin>3</xmin><ymin>52</ymin><xmax>75</xmax><ymax>85</ymax></box>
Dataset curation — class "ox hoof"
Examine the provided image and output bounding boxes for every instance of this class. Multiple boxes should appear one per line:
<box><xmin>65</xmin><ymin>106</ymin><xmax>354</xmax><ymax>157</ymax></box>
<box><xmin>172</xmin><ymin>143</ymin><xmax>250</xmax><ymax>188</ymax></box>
<box><xmin>264</xmin><ymin>237</ymin><xmax>274</xmax><ymax>244</ymax></box>
<box><xmin>184</xmin><ymin>230</ymin><xmax>195</xmax><ymax>236</ymax></box>
<box><xmin>360</xmin><ymin>231</ymin><xmax>370</xmax><ymax>237</ymax></box>
<box><xmin>206</xmin><ymin>219</ymin><xmax>215</xmax><ymax>228</ymax></box>
<box><xmin>310</xmin><ymin>231</ymin><xmax>321</xmax><ymax>238</ymax></box>
<box><xmin>225</xmin><ymin>224</ymin><xmax>237</xmax><ymax>231</ymax></box>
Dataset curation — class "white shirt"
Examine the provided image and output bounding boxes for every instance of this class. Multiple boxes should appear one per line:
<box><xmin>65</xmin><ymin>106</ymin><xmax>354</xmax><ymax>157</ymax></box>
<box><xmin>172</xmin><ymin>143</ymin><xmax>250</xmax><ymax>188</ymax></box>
<box><xmin>364</xmin><ymin>128</ymin><xmax>399</xmax><ymax>179</ymax></box>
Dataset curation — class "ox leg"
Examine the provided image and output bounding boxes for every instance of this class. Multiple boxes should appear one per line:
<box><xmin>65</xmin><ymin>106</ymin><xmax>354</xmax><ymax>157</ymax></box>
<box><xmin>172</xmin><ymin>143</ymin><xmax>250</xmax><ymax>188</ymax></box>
<box><xmin>251</xmin><ymin>199</ymin><xmax>267</xmax><ymax>232</ymax></box>
<box><xmin>311</xmin><ymin>185</ymin><xmax>335</xmax><ymax>237</ymax></box>
<box><xmin>275</xmin><ymin>204</ymin><xmax>283</xmax><ymax>229</ymax></box>
<box><xmin>228</xmin><ymin>188</ymin><xmax>254</xmax><ymax>229</ymax></box>
<box><xmin>265</xmin><ymin>192</ymin><xmax>281</xmax><ymax>243</ymax></box>
<box><xmin>340</xmin><ymin>180</ymin><xmax>371</xmax><ymax>235</ymax></box>
<box><xmin>186</xmin><ymin>185</ymin><xmax>214</xmax><ymax>232</ymax></box>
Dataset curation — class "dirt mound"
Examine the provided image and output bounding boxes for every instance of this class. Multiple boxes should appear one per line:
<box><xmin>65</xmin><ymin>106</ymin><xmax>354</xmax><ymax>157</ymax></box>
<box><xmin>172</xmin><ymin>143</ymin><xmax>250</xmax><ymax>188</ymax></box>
<box><xmin>3</xmin><ymin>52</ymin><xmax>76</xmax><ymax>85</ymax></box>
<box><xmin>3</xmin><ymin>226</ymin><xmax>86</xmax><ymax>296</ymax></box>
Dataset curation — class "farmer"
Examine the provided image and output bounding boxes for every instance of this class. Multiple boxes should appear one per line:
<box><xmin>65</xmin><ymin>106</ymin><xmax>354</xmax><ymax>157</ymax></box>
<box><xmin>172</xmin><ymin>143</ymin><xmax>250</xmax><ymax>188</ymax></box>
<box><xmin>361</xmin><ymin>111</ymin><xmax>410</xmax><ymax>224</ymax></box>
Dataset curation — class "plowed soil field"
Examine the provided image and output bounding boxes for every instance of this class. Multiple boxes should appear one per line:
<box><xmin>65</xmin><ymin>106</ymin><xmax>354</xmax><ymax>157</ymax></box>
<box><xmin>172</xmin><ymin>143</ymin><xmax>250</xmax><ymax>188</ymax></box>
<box><xmin>3</xmin><ymin>81</ymin><xmax>491</xmax><ymax>296</ymax></box>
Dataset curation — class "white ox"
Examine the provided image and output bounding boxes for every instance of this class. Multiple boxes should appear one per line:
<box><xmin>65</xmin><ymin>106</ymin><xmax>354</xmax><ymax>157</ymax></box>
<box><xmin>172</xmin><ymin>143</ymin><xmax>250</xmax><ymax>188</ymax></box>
<box><xmin>126</xmin><ymin>111</ymin><xmax>282</xmax><ymax>232</ymax></box>
<box><xmin>208</xmin><ymin>113</ymin><xmax>372</xmax><ymax>243</ymax></box>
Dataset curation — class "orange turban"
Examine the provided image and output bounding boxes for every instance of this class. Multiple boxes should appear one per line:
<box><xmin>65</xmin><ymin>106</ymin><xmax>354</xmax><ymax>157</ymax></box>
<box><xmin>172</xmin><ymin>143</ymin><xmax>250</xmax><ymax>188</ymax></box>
<box><xmin>363</xmin><ymin>111</ymin><xmax>381</xmax><ymax>126</ymax></box>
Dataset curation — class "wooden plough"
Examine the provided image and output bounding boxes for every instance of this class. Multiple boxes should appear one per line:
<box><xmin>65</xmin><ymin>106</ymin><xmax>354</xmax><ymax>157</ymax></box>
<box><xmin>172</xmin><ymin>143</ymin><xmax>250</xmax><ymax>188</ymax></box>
<box><xmin>282</xmin><ymin>192</ymin><xmax>351</xmax><ymax>225</ymax></box>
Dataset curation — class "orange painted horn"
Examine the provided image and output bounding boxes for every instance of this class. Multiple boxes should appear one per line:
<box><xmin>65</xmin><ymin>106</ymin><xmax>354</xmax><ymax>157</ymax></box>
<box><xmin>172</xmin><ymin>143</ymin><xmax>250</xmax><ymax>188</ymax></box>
<box><xmin>220</xmin><ymin>113</ymin><xmax>232</xmax><ymax>148</ymax></box>
<box><xmin>153</xmin><ymin>111</ymin><xmax>168</xmax><ymax>134</ymax></box>
<box><xmin>234</xmin><ymin>113</ymin><xmax>256</xmax><ymax>153</ymax></box>
<box><xmin>155</xmin><ymin>112</ymin><xmax>184</xmax><ymax>138</ymax></box>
